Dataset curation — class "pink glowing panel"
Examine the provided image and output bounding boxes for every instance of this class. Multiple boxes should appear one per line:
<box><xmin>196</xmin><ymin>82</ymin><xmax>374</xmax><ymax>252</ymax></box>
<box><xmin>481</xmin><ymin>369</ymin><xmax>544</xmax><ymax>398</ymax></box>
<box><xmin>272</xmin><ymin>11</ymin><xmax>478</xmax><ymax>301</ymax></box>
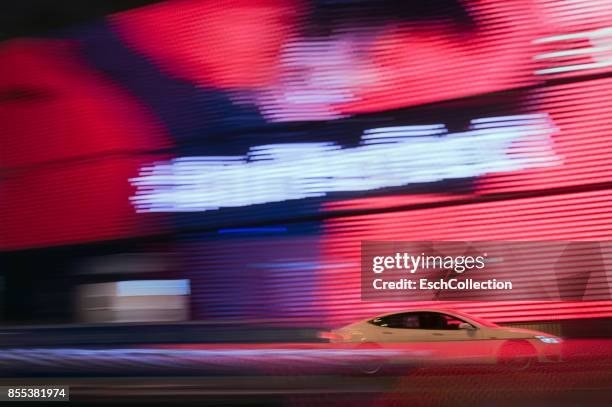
<box><xmin>319</xmin><ymin>189</ymin><xmax>612</xmax><ymax>325</ymax></box>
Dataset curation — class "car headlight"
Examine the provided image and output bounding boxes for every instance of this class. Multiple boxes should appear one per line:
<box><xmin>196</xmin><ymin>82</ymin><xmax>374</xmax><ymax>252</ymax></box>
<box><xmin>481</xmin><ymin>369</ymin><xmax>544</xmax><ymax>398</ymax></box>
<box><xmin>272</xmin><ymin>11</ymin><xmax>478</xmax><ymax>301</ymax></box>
<box><xmin>535</xmin><ymin>335</ymin><xmax>561</xmax><ymax>344</ymax></box>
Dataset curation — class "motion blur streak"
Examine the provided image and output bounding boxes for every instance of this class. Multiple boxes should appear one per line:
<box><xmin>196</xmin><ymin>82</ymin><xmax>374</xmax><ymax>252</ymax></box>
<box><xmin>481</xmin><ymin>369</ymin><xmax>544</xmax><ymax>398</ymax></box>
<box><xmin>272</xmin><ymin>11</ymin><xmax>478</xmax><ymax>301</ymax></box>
<box><xmin>533</xmin><ymin>0</ymin><xmax>612</xmax><ymax>79</ymax></box>
<box><xmin>476</xmin><ymin>78</ymin><xmax>612</xmax><ymax>194</ymax></box>
<box><xmin>0</xmin><ymin>340</ymin><xmax>610</xmax><ymax>406</ymax></box>
<box><xmin>0</xmin><ymin>339</ymin><xmax>608</xmax><ymax>376</ymax></box>
<box><xmin>130</xmin><ymin>114</ymin><xmax>559</xmax><ymax>212</ymax></box>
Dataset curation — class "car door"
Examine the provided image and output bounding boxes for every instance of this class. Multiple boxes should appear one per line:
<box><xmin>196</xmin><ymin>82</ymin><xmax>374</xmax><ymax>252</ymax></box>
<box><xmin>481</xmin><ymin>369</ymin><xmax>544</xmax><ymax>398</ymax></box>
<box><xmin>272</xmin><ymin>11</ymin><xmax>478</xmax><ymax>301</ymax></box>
<box><xmin>414</xmin><ymin>312</ymin><xmax>501</xmax><ymax>362</ymax></box>
<box><xmin>416</xmin><ymin>312</ymin><xmax>478</xmax><ymax>342</ymax></box>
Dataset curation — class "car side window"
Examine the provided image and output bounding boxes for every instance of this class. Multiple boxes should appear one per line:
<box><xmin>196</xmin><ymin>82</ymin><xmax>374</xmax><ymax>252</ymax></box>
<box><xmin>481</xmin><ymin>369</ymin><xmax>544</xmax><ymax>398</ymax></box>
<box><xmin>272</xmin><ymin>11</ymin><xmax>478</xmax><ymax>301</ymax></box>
<box><xmin>400</xmin><ymin>314</ymin><xmax>420</xmax><ymax>328</ymax></box>
<box><xmin>441</xmin><ymin>314</ymin><xmax>466</xmax><ymax>330</ymax></box>
<box><xmin>370</xmin><ymin>313</ymin><xmax>420</xmax><ymax>329</ymax></box>
<box><xmin>418</xmin><ymin>312</ymin><xmax>467</xmax><ymax>330</ymax></box>
<box><xmin>370</xmin><ymin>312</ymin><xmax>469</xmax><ymax>330</ymax></box>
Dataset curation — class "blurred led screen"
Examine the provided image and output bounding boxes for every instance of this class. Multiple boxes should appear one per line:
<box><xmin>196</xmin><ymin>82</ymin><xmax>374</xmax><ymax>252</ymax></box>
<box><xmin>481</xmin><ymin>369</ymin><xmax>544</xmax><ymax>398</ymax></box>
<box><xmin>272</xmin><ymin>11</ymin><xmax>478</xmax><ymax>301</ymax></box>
<box><xmin>2</xmin><ymin>0</ymin><xmax>612</xmax><ymax>323</ymax></box>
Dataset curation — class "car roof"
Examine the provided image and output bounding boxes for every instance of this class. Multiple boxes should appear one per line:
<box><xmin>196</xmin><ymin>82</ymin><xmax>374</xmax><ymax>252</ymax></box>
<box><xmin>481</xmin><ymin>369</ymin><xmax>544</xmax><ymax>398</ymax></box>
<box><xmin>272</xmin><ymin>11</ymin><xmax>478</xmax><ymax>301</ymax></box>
<box><xmin>366</xmin><ymin>308</ymin><xmax>473</xmax><ymax>321</ymax></box>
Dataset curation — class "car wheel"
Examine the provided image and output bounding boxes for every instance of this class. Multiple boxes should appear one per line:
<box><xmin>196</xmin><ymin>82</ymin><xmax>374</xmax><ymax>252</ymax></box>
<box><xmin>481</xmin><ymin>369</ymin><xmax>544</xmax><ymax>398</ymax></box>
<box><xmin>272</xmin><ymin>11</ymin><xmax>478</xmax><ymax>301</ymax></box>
<box><xmin>497</xmin><ymin>340</ymin><xmax>538</xmax><ymax>370</ymax></box>
<box><xmin>356</xmin><ymin>342</ymin><xmax>385</xmax><ymax>375</ymax></box>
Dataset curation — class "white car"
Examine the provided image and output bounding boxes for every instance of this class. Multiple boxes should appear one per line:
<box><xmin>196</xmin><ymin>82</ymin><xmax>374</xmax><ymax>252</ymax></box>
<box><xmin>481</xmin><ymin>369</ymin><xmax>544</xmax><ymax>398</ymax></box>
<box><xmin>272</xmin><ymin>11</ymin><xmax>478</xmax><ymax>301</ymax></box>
<box><xmin>324</xmin><ymin>309</ymin><xmax>562</xmax><ymax>370</ymax></box>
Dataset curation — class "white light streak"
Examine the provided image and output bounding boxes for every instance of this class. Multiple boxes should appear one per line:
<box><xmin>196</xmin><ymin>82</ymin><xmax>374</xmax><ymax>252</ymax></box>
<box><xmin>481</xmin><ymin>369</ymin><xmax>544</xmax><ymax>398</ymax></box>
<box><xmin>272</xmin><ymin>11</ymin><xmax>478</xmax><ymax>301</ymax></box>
<box><xmin>130</xmin><ymin>114</ymin><xmax>560</xmax><ymax>213</ymax></box>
